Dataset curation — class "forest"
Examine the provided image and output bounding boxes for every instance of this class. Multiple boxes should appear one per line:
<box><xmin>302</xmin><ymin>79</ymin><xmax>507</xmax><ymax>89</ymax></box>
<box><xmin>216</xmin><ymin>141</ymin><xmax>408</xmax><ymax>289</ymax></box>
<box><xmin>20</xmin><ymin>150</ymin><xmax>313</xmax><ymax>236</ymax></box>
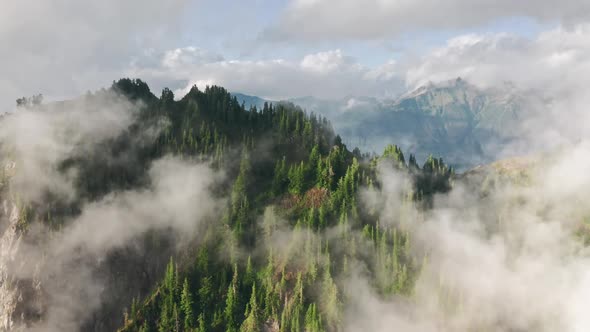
<box><xmin>5</xmin><ymin>75</ymin><xmax>590</xmax><ymax>332</ymax></box>
<box><xmin>3</xmin><ymin>78</ymin><xmax>453</xmax><ymax>332</ymax></box>
<box><xmin>109</xmin><ymin>78</ymin><xmax>453</xmax><ymax>332</ymax></box>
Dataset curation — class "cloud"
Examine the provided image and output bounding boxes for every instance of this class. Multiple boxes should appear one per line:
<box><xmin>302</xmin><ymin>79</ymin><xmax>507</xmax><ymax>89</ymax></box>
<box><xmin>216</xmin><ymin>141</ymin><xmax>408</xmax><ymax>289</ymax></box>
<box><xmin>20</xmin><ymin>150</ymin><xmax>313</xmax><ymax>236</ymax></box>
<box><xmin>401</xmin><ymin>24</ymin><xmax>590</xmax><ymax>149</ymax></box>
<box><xmin>0</xmin><ymin>0</ymin><xmax>189</xmax><ymax>112</ymax></box>
<box><xmin>403</xmin><ymin>25</ymin><xmax>590</xmax><ymax>90</ymax></box>
<box><xmin>352</xmin><ymin>141</ymin><xmax>590</xmax><ymax>331</ymax></box>
<box><xmin>160</xmin><ymin>47</ymin><xmax>225</xmax><ymax>69</ymax></box>
<box><xmin>0</xmin><ymin>92</ymin><xmax>223</xmax><ymax>331</ymax></box>
<box><xmin>34</xmin><ymin>157</ymin><xmax>222</xmax><ymax>331</ymax></box>
<box><xmin>129</xmin><ymin>47</ymin><xmax>403</xmax><ymax>99</ymax></box>
<box><xmin>54</xmin><ymin>157</ymin><xmax>222</xmax><ymax>255</ymax></box>
<box><xmin>263</xmin><ymin>0</ymin><xmax>590</xmax><ymax>42</ymax></box>
<box><xmin>300</xmin><ymin>49</ymin><xmax>357</xmax><ymax>73</ymax></box>
<box><xmin>0</xmin><ymin>93</ymin><xmax>138</xmax><ymax>202</ymax></box>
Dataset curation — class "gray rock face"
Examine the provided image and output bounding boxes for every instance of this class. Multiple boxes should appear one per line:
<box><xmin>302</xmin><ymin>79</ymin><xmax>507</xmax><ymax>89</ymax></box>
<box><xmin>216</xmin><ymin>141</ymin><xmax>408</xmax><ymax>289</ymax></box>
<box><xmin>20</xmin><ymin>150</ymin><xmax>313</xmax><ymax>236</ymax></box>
<box><xmin>0</xmin><ymin>199</ymin><xmax>21</xmax><ymax>331</ymax></box>
<box><xmin>0</xmin><ymin>162</ymin><xmax>44</xmax><ymax>331</ymax></box>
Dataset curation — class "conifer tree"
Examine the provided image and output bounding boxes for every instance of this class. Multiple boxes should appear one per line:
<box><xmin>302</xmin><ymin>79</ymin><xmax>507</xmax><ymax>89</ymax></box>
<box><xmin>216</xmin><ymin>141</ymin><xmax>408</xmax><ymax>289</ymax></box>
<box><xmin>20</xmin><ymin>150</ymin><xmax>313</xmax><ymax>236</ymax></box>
<box><xmin>240</xmin><ymin>283</ymin><xmax>260</xmax><ymax>332</ymax></box>
<box><xmin>225</xmin><ymin>265</ymin><xmax>240</xmax><ymax>332</ymax></box>
<box><xmin>181</xmin><ymin>278</ymin><xmax>195</xmax><ymax>330</ymax></box>
<box><xmin>304</xmin><ymin>303</ymin><xmax>323</xmax><ymax>332</ymax></box>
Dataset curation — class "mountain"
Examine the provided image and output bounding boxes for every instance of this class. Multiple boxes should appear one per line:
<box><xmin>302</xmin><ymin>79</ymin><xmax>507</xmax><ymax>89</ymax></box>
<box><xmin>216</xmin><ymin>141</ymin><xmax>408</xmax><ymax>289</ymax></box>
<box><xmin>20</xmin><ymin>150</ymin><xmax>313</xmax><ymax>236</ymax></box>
<box><xmin>0</xmin><ymin>79</ymin><xmax>452</xmax><ymax>332</ymax></box>
<box><xmin>3</xmin><ymin>79</ymin><xmax>587</xmax><ymax>332</ymax></box>
<box><xmin>235</xmin><ymin>78</ymin><xmax>544</xmax><ymax>170</ymax></box>
<box><xmin>303</xmin><ymin>78</ymin><xmax>545</xmax><ymax>170</ymax></box>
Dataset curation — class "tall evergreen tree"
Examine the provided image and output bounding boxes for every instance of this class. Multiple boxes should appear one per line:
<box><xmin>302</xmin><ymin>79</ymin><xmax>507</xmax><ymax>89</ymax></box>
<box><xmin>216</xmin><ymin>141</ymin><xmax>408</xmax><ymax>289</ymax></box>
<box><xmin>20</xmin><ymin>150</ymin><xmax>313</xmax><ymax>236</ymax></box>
<box><xmin>240</xmin><ymin>283</ymin><xmax>260</xmax><ymax>332</ymax></box>
<box><xmin>181</xmin><ymin>278</ymin><xmax>195</xmax><ymax>331</ymax></box>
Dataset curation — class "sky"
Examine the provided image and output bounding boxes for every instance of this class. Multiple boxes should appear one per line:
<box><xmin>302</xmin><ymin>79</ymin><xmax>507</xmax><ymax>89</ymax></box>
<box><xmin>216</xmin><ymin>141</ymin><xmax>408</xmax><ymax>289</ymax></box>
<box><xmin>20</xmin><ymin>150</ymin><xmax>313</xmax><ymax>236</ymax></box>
<box><xmin>2</xmin><ymin>0</ymin><xmax>590</xmax><ymax>112</ymax></box>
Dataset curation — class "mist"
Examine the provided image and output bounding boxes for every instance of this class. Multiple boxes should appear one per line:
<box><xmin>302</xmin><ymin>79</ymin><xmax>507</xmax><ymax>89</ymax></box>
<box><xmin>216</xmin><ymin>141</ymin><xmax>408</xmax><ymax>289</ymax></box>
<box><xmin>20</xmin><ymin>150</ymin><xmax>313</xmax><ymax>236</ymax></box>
<box><xmin>346</xmin><ymin>140</ymin><xmax>590</xmax><ymax>331</ymax></box>
<box><xmin>0</xmin><ymin>93</ymin><xmax>224</xmax><ymax>331</ymax></box>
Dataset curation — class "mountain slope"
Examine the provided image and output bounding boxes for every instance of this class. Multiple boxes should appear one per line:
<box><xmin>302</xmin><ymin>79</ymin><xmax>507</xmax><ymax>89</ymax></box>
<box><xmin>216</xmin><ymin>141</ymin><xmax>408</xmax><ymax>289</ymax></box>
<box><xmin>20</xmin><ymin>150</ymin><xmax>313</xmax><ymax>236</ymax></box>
<box><xmin>0</xmin><ymin>79</ymin><xmax>453</xmax><ymax>332</ymax></box>
<box><xmin>3</xmin><ymin>79</ymin><xmax>587</xmax><ymax>332</ymax></box>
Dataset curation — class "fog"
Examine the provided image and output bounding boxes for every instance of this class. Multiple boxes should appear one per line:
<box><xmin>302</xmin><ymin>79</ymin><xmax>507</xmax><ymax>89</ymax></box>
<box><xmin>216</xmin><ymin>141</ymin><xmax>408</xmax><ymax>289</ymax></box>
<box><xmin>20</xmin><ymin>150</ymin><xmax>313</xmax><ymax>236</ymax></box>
<box><xmin>0</xmin><ymin>94</ymin><xmax>223</xmax><ymax>331</ymax></box>
<box><xmin>347</xmin><ymin>140</ymin><xmax>590</xmax><ymax>331</ymax></box>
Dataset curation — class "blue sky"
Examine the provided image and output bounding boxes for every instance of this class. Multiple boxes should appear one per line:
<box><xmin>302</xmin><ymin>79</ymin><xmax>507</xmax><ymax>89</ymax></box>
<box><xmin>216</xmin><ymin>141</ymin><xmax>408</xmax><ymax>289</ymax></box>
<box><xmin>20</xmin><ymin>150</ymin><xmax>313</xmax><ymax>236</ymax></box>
<box><xmin>176</xmin><ymin>1</ymin><xmax>549</xmax><ymax>65</ymax></box>
<box><xmin>1</xmin><ymin>0</ymin><xmax>589</xmax><ymax>111</ymax></box>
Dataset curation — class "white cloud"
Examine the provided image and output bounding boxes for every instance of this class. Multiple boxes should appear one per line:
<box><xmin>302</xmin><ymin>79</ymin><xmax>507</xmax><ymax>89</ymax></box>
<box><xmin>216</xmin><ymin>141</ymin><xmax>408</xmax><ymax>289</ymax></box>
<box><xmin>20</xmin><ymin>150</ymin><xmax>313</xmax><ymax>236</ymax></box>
<box><xmin>0</xmin><ymin>0</ymin><xmax>189</xmax><ymax>112</ymax></box>
<box><xmin>161</xmin><ymin>47</ymin><xmax>225</xmax><ymax>69</ymax></box>
<box><xmin>401</xmin><ymin>24</ymin><xmax>590</xmax><ymax>147</ymax></box>
<box><xmin>0</xmin><ymin>90</ymin><xmax>223</xmax><ymax>331</ymax></box>
<box><xmin>264</xmin><ymin>0</ymin><xmax>590</xmax><ymax>41</ymax></box>
<box><xmin>0</xmin><ymin>93</ymin><xmax>138</xmax><ymax>203</ymax></box>
<box><xmin>300</xmin><ymin>49</ymin><xmax>356</xmax><ymax>73</ymax></box>
<box><xmin>353</xmin><ymin>144</ymin><xmax>590</xmax><ymax>331</ymax></box>
<box><xmin>129</xmin><ymin>47</ymin><xmax>404</xmax><ymax>100</ymax></box>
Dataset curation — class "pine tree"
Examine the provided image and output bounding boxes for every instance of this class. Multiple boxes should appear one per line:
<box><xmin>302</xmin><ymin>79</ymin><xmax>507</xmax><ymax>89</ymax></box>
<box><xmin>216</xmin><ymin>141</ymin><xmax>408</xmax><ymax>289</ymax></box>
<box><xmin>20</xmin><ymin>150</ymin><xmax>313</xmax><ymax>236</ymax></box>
<box><xmin>240</xmin><ymin>283</ymin><xmax>260</xmax><ymax>332</ymax></box>
<box><xmin>173</xmin><ymin>304</ymin><xmax>181</xmax><ymax>332</ymax></box>
<box><xmin>272</xmin><ymin>157</ymin><xmax>287</xmax><ymax>195</ymax></box>
<box><xmin>181</xmin><ymin>278</ymin><xmax>195</xmax><ymax>330</ymax></box>
<box><xmin>158</xmin><ymin>302</ymin><xmax>172</xmax><ymax>332</ymax></box>
<box><xmin>288</xmin><ymin>162</ymin><xmax>305</xmax><ymax>195</ymax></box>
<box><xmin>306</xmin><ymin>145</ymin><xmax>320</xmax><ymax>186</ymax></box>
<box><xmin>382</xmin><ymin>144</ymin><xmax>406</xmax><ymax>168</ymax></box>
<box><xmin>321</xmin><ymin>267</ymin><xmax>340</xmax><ymax>328</ymax></box>
<box><xmin>225</xmin><ymin>265</ymin><xmax>239</xmax><ymax>332</ymax></box>
<box><xmin>304</xmin><ymin>303</ymin><xmax>322</xmax><ymax>332</ymax></box>
<box><xmin>198</xmin><ymin>276</ymin><xmax>213</xmax><ymax>315</ymax></box>
<box><xmin>195</xmin><ymin>313</ymin><xmax>206</xmax><ymax>332</ymax></box>
<box><xmin>244</xmin><ymin>256</ymin><xmax>256</xmax><ymax>287</ymax></box>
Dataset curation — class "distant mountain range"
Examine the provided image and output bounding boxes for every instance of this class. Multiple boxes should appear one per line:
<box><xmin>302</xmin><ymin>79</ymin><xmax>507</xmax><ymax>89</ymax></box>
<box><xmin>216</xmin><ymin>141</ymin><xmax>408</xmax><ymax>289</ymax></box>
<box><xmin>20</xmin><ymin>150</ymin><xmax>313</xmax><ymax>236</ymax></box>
<box><xmin>232</xmin><ymin>78</ymin><xmax>546</xmax><ymax>170</ymax></box>
<box><xmin>230</xmin><ymin>93</ymin><xmax>269</xmax><ymax>110</ymax></box>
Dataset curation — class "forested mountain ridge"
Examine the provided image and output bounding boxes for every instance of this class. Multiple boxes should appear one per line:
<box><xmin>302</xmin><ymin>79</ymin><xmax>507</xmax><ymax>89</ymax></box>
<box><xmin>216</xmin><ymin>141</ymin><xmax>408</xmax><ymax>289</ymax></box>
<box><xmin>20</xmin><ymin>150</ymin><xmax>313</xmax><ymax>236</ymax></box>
<box><xmin>2</xmin><ymin>78</ymin><xmax>589</xmax><ymax>332</ymax></box>
<box><xmin>0</xmin><ymin>78</ymin><xmax>453</xmax><ymax>332</ymax></box>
